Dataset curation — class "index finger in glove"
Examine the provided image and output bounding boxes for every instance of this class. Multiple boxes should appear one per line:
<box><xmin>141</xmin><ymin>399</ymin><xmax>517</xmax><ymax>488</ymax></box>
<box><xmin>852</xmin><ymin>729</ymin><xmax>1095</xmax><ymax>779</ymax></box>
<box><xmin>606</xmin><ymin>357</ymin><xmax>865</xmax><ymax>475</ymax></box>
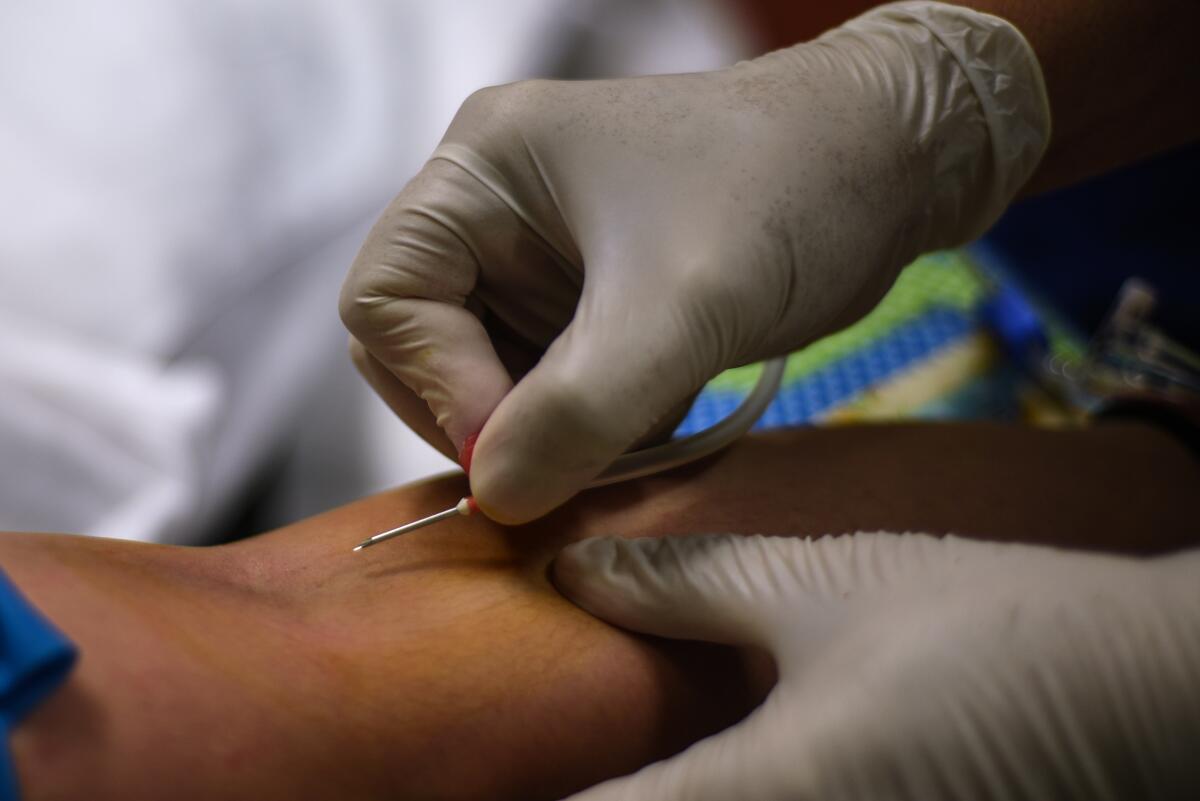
<box><xmin>348</xmin><ymin>336</ymin><xmax>457</xmax><ymax>462</ymax></box>
<box><xmin>339</xmin><ymin>158</ymin><xmax>515</xmax><ymax>453</ymax></box>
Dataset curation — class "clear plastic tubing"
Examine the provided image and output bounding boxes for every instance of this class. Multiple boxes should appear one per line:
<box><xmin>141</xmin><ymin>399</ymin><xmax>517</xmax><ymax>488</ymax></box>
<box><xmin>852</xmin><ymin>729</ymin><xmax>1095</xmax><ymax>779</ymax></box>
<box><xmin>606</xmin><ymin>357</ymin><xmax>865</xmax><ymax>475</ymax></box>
<box><xmin>588</xmin><ymin>356</ymin><xmax>786</xmax><ymax>487</ymax></box>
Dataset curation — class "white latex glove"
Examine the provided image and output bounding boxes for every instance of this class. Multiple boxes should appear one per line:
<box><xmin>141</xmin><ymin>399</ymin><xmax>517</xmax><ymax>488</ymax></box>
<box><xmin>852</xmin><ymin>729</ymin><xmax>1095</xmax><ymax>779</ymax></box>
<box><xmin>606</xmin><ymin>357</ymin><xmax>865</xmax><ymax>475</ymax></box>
<box><xmin>340</xmin><ymin>2</ymin><xmax>1051</xmax><ymax>523</ymax></box>
<box><xmin>552</xmin><ymin>533</ymin><xmax>1200</xmax><ymax>800</ymax></box>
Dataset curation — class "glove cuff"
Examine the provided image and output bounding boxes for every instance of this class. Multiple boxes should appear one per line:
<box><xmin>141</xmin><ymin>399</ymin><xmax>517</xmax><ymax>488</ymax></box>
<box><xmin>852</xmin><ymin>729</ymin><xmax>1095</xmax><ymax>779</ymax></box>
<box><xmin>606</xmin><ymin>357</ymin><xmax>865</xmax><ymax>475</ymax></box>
<box><xmin>829</xmin><ymin>1</ymin><xmax>1052</xmax><ymax>250</ymax></box>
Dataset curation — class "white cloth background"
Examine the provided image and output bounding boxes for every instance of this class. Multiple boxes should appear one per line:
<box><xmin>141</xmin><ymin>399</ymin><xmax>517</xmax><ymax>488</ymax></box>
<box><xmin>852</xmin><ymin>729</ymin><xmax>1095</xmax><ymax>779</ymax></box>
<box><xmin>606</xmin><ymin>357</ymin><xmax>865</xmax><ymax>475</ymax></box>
<box><xmin>0</xmin><ymin>0</ymin><xmax>749</xmax><ymax>543</ymax></box>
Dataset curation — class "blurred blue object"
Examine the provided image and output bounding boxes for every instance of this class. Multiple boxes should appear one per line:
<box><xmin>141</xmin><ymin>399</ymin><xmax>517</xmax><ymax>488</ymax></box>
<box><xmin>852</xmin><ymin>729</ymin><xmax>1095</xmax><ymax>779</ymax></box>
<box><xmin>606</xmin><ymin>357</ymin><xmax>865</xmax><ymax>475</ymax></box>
<box><xmin>979</xmin><ymin>283</ymin><xmax>1048</xmax><ymax>366</ymax></box>
<box><xmin>984</xmin><ymin>142</ymin><xmax>1200</xmax><ymax>350</ymax></box>
<box><xmin>0</xmin><ymin>570</ymin><xmax>76</xmax><ymax>801</ymax></box>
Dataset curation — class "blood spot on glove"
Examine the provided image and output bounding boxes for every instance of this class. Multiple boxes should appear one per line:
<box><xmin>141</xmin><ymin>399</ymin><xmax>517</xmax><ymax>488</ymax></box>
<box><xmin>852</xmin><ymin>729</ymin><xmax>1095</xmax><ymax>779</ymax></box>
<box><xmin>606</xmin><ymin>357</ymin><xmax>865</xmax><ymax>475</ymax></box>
<box><xmin>459</xmin><ymin>432</ymin><xmax>479</xmax><ymax>474</ymax></box>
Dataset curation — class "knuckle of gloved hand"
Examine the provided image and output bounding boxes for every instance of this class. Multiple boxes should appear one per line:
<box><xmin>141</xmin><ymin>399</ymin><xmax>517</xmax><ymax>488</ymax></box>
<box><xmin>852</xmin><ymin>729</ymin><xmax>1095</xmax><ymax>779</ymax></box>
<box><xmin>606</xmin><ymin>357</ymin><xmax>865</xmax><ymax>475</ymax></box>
<box><xmin>337</xmin><ymin>268</ymin><xmax>375</xmax><ymax>339</ymax></box>
<box><xmin>452</xmin><ymin>79</ymin><xmax>554</xmax><ymax>142</ymax></box>
<box><xmin>339</xmin><ymin>212</ymin><xmax>460</xmax><ymax>343</ymax></box>
<box><xmin>337</xmin><ymin>263</ymin><xmax>396</xmax><ymax>345</ymax></box>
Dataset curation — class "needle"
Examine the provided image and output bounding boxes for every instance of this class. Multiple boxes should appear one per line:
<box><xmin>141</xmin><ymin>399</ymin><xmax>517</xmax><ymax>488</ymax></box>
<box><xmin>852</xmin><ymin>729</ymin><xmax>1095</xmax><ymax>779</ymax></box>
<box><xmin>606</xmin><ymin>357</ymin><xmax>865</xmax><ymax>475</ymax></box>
<box><xmin>353</xmin><ymin>496</ymin><xmax>478</xmax><ymax>552</ymax></box>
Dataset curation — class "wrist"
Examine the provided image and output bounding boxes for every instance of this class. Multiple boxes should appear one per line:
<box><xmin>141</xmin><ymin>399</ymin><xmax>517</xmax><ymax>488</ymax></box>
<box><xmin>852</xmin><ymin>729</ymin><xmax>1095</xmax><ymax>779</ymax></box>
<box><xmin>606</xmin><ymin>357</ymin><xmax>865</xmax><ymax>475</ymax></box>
<box><xmin>818</xmin><ymin>2</ymin><xmax>1052</xmax><ymax>252</ymax></box>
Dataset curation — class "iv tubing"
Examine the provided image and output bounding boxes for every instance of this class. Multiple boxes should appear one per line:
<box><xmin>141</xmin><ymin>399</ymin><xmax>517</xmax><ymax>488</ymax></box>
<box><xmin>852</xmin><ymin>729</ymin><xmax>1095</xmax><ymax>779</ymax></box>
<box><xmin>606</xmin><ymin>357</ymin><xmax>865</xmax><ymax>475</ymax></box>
<box><xmin>588</xmin><ymin>356</ymin><xmax>786</xmax><ymax>487</ymax></box>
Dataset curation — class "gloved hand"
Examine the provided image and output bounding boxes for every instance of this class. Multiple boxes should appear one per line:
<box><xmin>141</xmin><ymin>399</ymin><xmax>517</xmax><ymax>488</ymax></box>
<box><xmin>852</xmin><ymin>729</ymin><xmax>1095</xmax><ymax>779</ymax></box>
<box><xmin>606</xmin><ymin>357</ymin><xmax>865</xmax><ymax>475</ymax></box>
<box><xmin>340</xmin><ymin>2</ymin><xmax>1051</xmax><ymax>523</ymax></box>
<box><xmin>549</xmin><ymin>532</ymin><xmax>1200</xmax><ymax>801</ymax></box>
<box><xmin>552</xmin><ymin>533</ymin><xmax>1200</xmax><ymax>800</ymax></box>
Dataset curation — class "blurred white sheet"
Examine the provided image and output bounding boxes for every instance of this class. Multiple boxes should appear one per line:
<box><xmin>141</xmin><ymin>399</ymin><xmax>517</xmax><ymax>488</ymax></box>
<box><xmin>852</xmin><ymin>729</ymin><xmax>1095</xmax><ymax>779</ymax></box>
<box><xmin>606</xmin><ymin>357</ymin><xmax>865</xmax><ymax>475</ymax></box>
<box><xmin>0</xmin><ymin>0</ymin><xmax>750</xmax><ymax>542</ymax></box>
<box><xmin>0</xmin><ymin>312</ymin><xmax>220</xmax><ymax>539</ymax></box>
<box><xmin>0</xmin><ymin>0</ymin><xmax>568</xmax><ymax>356</ymax></box>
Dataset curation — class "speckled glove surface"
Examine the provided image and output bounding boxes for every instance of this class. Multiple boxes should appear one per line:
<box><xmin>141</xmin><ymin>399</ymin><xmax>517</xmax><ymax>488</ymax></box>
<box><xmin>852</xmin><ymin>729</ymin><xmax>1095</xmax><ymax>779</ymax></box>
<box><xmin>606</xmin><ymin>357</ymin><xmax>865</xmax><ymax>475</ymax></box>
<box><xmin>341</xmin><ymin>2</ymin><xmax>1050</xmax><ymax>523</ymax></box>
<box><xmin>553</xmin><ymin>532</ymin><xmax>1200</xmax><ymax>801</ymax></box>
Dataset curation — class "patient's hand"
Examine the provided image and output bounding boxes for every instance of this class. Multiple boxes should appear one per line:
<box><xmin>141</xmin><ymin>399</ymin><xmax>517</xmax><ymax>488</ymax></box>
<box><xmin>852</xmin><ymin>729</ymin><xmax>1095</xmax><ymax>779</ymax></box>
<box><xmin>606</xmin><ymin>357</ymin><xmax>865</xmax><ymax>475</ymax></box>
<box><xmin>4</xmin><ymin>422</ymin><xmax>1197</xmax><ymax>800</ymax></box>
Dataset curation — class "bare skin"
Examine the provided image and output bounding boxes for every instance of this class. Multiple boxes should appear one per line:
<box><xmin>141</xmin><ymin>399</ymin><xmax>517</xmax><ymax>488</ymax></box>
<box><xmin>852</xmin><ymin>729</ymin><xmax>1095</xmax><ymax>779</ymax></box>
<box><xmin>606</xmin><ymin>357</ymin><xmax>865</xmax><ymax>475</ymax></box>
<box><xmin>5</xmin><ymin>421</ymin><xmax>1198</xmax><ymax>800</ymax></box>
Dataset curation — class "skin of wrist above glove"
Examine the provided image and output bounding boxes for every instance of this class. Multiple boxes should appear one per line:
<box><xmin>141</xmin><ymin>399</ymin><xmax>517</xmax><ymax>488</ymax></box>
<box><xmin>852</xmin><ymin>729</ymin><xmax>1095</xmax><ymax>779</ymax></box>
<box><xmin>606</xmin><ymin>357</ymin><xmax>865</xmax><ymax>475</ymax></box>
<box><xmin>554</xmin><ymin>534</ymin><xmax>1200</xmax><ymax>801</ymax></box>
<box><xmin>341</xmin><ymin>2</ymin><xmax>1051</xmax><ymax>523</ymax></box>
<box><xmin>810</xmin><ymin>1</ymin><xmax>1052</xmax><ymax>246</ymax></box>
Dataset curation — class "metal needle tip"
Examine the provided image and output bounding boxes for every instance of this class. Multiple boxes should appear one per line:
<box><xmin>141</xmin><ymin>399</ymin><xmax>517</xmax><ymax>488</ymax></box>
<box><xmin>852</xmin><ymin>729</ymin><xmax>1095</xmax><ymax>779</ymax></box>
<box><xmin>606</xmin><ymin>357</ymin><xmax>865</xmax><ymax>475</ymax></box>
<box><xmin>352</xmin><ymin>497</ymin><xmax>474</xmax><ymax>552</ymax></box>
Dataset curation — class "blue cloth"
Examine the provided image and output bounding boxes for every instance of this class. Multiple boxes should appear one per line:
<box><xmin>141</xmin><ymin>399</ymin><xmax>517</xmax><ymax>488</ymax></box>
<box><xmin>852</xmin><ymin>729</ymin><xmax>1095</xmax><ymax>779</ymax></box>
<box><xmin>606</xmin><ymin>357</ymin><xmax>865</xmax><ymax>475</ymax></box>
<box><xmin>0</xmin><ymin>570</ymin><xmax>77</xmax><ymax>801</ymax></box>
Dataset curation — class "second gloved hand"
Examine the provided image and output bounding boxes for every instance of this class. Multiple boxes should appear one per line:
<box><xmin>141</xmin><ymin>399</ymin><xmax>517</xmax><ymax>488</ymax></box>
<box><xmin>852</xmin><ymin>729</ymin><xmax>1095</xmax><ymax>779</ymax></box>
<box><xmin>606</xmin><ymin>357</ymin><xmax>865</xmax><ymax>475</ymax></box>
<box><xmin>341</xmin><ymin>2</ymin><xmax>1050</xmax><ymax>523</ymax></box>
<box><xmin>553</xmin><ymin>533</ymin><xmax>1200</xmax><ymax>801</ymax></box>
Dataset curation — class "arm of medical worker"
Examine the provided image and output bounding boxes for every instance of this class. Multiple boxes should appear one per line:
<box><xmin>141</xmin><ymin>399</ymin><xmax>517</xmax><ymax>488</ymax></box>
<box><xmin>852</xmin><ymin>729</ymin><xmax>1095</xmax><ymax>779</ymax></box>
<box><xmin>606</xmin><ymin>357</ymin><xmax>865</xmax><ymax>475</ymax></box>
<box><xmin>953</xmin><ymin>0</ymin><xmax>1200</xmax><ymax>193</ymax></box>
<box><xmin>339</xmin><ymin>1</ymin><xmax>1051</xmax><ymax>524</ymax></box>
<box><xmin>6</xmin><ymin>422</ymin><xmax>1198</xmax><ymax>800</ymax></box>
<box><xmin>555</xmin><ymin>532</ymin><xmax>1200</xmax><ymax>801</ymax></box>
<box><xmin>738</xmin><ymin>0</ymin><xmax>1200</xmax><ymax>194</ymax></box>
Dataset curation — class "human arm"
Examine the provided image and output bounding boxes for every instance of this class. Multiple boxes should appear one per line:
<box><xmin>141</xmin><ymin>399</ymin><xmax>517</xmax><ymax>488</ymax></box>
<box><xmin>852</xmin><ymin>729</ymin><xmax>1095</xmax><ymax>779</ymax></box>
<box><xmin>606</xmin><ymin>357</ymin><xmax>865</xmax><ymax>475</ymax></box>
<box><xmin>5</xmin><ymin>421</ymin><xmax>1199</xmax><ymax>800</ymax></box>
<box><xmin>2</xmin><ymin>478</ymin><xmax>762</xmax><ymax>801</ymax></box>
